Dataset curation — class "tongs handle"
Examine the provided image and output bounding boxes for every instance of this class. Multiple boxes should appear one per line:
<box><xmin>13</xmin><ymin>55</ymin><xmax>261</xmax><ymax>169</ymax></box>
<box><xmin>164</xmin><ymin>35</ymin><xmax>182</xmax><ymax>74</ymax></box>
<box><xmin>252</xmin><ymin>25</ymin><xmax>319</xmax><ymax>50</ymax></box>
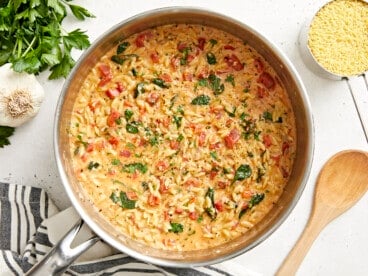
<box><xmin>25</xmin><ymin>220</ymin><xmax>100</xmax><ymax>276</ymax></box>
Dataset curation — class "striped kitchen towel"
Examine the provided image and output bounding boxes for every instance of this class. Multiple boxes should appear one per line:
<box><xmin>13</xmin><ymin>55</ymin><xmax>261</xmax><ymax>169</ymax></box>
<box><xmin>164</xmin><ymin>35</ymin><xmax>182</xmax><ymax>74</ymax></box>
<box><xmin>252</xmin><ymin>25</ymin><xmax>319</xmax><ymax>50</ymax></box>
<box><xmin>0</xmin><ymin>183</ymin><xmax>258</xmax><ymax>276</ymax></box>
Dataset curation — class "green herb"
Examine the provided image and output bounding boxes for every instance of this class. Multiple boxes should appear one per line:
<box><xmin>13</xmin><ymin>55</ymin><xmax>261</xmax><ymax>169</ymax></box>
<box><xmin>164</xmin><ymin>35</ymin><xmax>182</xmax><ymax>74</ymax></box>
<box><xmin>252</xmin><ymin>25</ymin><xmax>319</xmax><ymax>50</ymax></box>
<box><xmin>191</xmin><ymin>95</ymin><xmax>210</xmax><ymax>105</ymax></box>
<box><xmin>210</xmin><ymin>151</ymin><xmax>219</xmax><ymax>161</ymax></box>
<box><xmin>205</xmin><ymin>187</ymin><xmax>217</xmax><ymax>220</ymax></box>
<box><xmin>76</xmin><ymin>134</ymin><xmax>88</xmax><ymax>147</ymax></box>
<box><xmin>209</xmin><ymin>39</ymin><xmax>218</xmax><ymax>47</ymax></box>
<box><xmin>173</xmin><ymin>116</ymin><xmax>182</xmax><ymax>128</ymax></box>
<box><xmin>152</xmin><ymin>78</ymin><xmax>169</xmax><ymax>88</ymax></box>
<box><xmin>177</xmin><ymin>134</ymin><xmax>184</xmax><ymax>142</ymax></box>
<box><xmin>254</xmin><ymin>131</ymin><xmax>261</xmax><ymax>141</ymax></box>
<box><xmin>206</xmin><ymin>52</ymin><xmax>217</xmax><ymax>64</ymax></box>
<box><xmin>134</xmin><ymin>82</ymin><xmax>145</xmax><ymax>98</ymax></box>
<box><xmin>256</xmin><ymin>167</ymin><xmax>265</xmax><ymax>183</ymax></box>
<box><xmin>111</xmin><ymin>159</ymin><xmax>121</xmax><ymax>166</ymax></box>
<box><xmin>131</xmin><ymin>68</ymin><xmax>138</xmax><ymax>77</ymax></box>
<box><xmin>177</xmin><ymin>105</ymin><xmax>184</xmax><ymax>115</ymax></box>
<box><xmin>223</xmin><ymin>168</ymin><xmax>231</xmax><ymax>174</ymax></box>
<box><xmin>141</xmin><ymin>181</ymin><xmax>149</xmax><ymax>191</ymax></box>
<box><xmin>122</xmin><ymin>162</ymin><xmax>147</xmax><ymax>174</ymax></box>
<box><xmin>197</xmin><ymin>78</ymin><xmax>209</xmax><ymax>87</ymax></box>
<box><xmin>233</xmin><ymin>164</ymin><xmax>252</xmax><ymax>183</ymax></box>
<box><xmin>225</xmin><ymin>74</ymin><xmax>235</xmax><ymax>87</ymax></box>
<box><xmin>149</xmin><ymin>136</ymin><xmax>159</xmax><ymax>146</ymax></box>
<box><xmin>248</xmin><ymin>193</ymin><xmax>265</xmax><ymax>208</ymax></box>
<box><xmin>169</xmin><ymin>222</ymin><xmax>184</xmax><ymax>233</ymax></box>
<box><xmin>263</xmin><ymin>111</ymin><xmax>273</xmax><ymax>121</ymax></box>
<box><xmin>225</xmin><ymin>106</ymin><xmax>237</xmax><ymax>117</ymax></box>
<box><xmin>126</xmin><ymin>123</ymin><xmax>138</xmax><ymax>134</ymax></box>
<box><xmin>126</xmin><ymin>142</ymin><xmax>135</xmax><ymax>149</ymax></box>
<box><xmin>197</xmin><ymin>215</ymin><xmax>204</xmax><ymax>223</ymax></box>
<box><xmin>0</xmin><ymin>1</ymin><xmax>94</xmax><ymax>79</ymax></box>
<box><xmin>243</xmin><ymin>88</ymin><xmax>250</xmax><ymax>93</ymax></box>
<box><xmin>115</xmin><ymin>117</ymin><xmax>122</xmax><ymax>125</ymax></box>
<box><xmin>0</xmin><ymin>126</ymin><xmax>15</xmax><ymax>148</ymax></box>
<box><xmin>180</xmin><ymin>47</ymin><xmax>191</xmax><ymax>65</ymax></box>
<box><xmin>87</xmin><ymin>161</ymin><xmax>99</xmax><ymax>170</ymax></box>
<box><xmin>169</xmin><ymin>94</ymin><xmax>177</xmax><ymax>110</ymax></box>
<box><xmin>124</xmin><ymin>109</ymin><xmax>133</xmax><ymax>121</ymax></box>
<box><xmin>208</xmin><ymin>74</ymin><xmax>225</xmax><ymax>95</ymax></box>
<box><xmin>110</xmin><ymin>191</ymin><xmax>136</xmax><ymax>209</ymax></box>
<box><xmin>240</xmin><ymin>112</ymin><xmax>248</xmax><ymax>121</ymax></box>
<box><xmin>111</xmin><ymin>54</ymin><xmax>138</xmax><ymax>65</ymax></box>
<box><xmin>116</xmin><ymin>41</ymin><xmax>130</xmax><ymax>54</ymax></box>
<box><xmin>238</xmin><ymin>207</ymin><xmax>248</xmax><ymax>219</ymax></box>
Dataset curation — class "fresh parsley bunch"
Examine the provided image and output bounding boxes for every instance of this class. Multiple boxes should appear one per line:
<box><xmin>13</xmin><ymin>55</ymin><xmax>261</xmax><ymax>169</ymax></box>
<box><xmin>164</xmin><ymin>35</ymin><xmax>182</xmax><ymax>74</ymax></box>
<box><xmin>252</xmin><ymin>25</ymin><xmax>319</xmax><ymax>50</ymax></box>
<box><xmin>0</xmin><ymin>0</ymin><xmax>95</xmax><ymax>79</ymax></box>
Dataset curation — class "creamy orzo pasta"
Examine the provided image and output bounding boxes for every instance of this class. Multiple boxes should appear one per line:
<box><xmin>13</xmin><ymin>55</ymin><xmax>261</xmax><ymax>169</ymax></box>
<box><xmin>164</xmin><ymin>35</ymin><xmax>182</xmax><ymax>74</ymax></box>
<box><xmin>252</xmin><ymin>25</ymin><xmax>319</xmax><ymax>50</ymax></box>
<box><xmin>69</xmin><ymin>24</ymin><xmax>296</xmax><ymax>251</ymax></box>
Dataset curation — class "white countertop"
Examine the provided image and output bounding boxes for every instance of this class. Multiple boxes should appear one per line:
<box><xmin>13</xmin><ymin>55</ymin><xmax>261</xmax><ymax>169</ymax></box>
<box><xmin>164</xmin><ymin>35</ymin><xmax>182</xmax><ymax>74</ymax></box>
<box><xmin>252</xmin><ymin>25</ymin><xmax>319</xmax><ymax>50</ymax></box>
<box><xmin>1</xmin><ymin>1</ymin><xmax>367</xmax><ymax>275</ymax></box>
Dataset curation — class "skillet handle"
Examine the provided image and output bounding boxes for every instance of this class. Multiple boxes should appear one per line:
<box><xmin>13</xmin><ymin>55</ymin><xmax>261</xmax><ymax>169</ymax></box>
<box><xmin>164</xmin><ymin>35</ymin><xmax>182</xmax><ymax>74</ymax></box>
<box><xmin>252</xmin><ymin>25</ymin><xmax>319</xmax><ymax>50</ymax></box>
<box><xmin>25</xmin><ymin>220</ymin><xmax>100</xmax><ymax>276</ymax></box>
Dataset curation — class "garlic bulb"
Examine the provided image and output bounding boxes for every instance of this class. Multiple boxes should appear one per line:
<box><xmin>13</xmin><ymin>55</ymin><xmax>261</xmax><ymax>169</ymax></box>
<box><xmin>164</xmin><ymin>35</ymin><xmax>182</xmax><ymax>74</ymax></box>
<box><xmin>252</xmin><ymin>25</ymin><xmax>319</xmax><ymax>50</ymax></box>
<box><xmin>0</xmin><ymin>63</ymin><xmax>45</xmax><ymax>127</ymax></box>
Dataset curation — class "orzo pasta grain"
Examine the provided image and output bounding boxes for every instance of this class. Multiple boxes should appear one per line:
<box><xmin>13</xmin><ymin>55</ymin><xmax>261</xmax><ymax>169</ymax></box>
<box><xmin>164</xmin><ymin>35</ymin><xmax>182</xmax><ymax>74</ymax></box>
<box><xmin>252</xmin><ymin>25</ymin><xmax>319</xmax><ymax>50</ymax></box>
<box><xmin>69</xmin><ymin>24</ymin><xmax>296</xmax><ymax>251</ymax></box>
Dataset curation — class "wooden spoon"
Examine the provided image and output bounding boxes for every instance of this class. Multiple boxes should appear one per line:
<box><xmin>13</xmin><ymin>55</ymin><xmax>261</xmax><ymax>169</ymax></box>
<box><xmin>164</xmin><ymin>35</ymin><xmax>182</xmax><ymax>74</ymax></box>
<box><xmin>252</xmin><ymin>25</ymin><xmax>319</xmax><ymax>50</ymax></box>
<box><xmin>277</xmin><ymin>150</ymin><xmax>368</xmax><ymax>276</ymax></box>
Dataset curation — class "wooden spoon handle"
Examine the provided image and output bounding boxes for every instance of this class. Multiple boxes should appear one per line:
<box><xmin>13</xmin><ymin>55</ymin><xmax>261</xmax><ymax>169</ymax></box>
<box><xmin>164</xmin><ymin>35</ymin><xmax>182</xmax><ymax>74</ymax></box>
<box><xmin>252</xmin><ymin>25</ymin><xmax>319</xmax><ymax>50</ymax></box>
<box><xmin>276</xmin><ymin>209</ymin><xmax>329</xmax><ymax>276</ymax></box>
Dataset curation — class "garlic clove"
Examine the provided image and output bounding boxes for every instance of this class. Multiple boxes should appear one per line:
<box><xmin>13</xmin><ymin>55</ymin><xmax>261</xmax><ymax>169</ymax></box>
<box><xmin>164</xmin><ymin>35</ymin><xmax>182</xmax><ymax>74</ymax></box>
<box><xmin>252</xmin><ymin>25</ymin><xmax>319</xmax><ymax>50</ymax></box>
<box><xmin>0</xmin><ymin>63</ymin><xmax>45</xmax><ymax>127</ymax></box>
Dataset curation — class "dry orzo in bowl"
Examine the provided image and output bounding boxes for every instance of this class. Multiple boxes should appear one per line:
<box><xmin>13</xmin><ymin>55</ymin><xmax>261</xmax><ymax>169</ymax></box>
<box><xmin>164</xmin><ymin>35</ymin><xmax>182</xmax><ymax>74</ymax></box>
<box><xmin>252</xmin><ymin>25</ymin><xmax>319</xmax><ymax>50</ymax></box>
<box><xmin>56</xmin><ymin>7</ymin><xmax>314</xmax><ymax>266</ymax></box>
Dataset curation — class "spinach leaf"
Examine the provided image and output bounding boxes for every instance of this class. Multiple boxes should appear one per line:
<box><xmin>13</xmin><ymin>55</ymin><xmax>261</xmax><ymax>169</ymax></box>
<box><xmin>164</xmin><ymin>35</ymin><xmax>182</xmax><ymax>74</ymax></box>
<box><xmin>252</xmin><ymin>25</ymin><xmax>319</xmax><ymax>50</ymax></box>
<box><xmin>124</xmin><ymin>109</ymin><xmax>133</xmax><ymax>121</ymax></box>
<box><xmin>225</xmin><ymin>74</ymin><xmax>235</xmax><ymax>87</ymax></box>
<box><xmin>87</xmin><ymin>161</ymin><xmax>99</xmax><ymax>170</ymax></box>
<box><xmin>110</xmin><ymin>191</ymin><xmax>136</xmax><ymax>209</ymax></box>
<box><xmin>191</xmin><ymin>95</ymin><xmax>211</xmax><ymax>105</ymax></box>
<box><xmin>117</xmin><ymin>41</ymin><xmax>130</xmax><ymax>54</ymax></box>
<box><xmin>208</xmin><ymin>74</ymin><xmax>224</xmax><ymax>95</ymax></box>
<box><xmin>233</xmin><ymin>164</ymin><xmax>252</xmax><ymax>183</ymax></box>
<box><xmin>134</xmin><ymin>82</ymin><xmax>145</xmax><ymax>98</ymax></box>
<box><xmin>206</xmin><ymin>52</ymin><xmax>217</xmax><ymax>64</ymax></box>
<box><xmin>152</xmin><ymin>78</ymin><xmax>169</xmax><ymax>88</ymax></box>
<box><xmin>173</xmin><ymin>116</ymin><xmax>183</xmax><ymax>128</ymax></box>
<box><xmin>111</xmin><ymin>54</ymin><xmax>138</xmax><ymax>65</ymax></box>
<box><xmin>248</xmin><ymin>193</ymin><xmax>265</xmax><ymax>208</ymax></box>
<box><xmin>126</xmin><ymin>123</ymin><xmax>138</xmax><ymax>134</ymax></box>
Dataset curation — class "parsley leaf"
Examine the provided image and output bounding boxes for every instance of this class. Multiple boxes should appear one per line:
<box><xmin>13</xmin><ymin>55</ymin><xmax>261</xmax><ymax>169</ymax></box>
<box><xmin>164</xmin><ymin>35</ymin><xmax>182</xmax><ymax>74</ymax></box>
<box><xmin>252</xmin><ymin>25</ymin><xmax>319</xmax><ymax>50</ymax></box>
<box><xmin>0</xmin><ymin>126</ymin><xmax>15</xmax><ymax>148</ymax></box>
<box><xmin>191</xmin><ymin>95</ymin><xmax>211</xmax><ymax>105</ymax></box>
<box><xmin>122</xmin><ymin>162</ymin><xmax>148</xmax><ymax>174</ymax></box>
<box><xmin>0</xmin><ymin>0</ymin><xmax>94</xmax><ymax>79</ymax></box>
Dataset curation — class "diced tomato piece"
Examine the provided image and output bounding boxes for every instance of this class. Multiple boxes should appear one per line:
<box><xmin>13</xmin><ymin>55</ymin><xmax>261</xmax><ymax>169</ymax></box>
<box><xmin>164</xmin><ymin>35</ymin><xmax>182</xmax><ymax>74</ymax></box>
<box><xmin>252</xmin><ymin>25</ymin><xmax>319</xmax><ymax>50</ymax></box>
<box><xmin>146</xmin><ymin>92</ymin><xmax>160</xmax><ymax>106</ymax></box>
<box><xmin>257</xmin><ymin>87</ymin><xmax>267</xmax><ymax>98</ymax></box>
<box><xmin>148</xmin><ymin>194</ymin><xmax>160</xmax><ymax>206</ymax></box>
<box><xmin>88</xmin><ymin>101</ymin><xmax>101</xmax><ymax>112</ymax></box>
<box><xmin>185</xmin><ymin>179</ymin><xmax>200</xmax><ymax>187</ymax></box>
<box><xmin>170</xmin><ymin>140</ymin><xmax>180</xmax><ymax>150</ymax></box>
<box><xmin>126</xmin><ymin>191</ymin><xmax>138</xmax><ymax>200</ymax></box>
<box><xmin>215</xmin><ymin>69</ymin><xmax>231</xmax><ymax>75</ymax></box>
<box><xmin>224</xmin><ymin>54</ymin><xmax>244</xmax><ymax>71</ymax></box>
<box><xmin>214</xmin><ymin>201</ymin><xmax>224</xmax><ymax>212</ymax></box>
<box><xmin>139</xmin><ymin>137</ymin><xmax>147</xmax><ymax>147</ymax></box>
<box><xmin>107</xmin><ymin>110</ymin><xmax>120</xmax><ymax>127</ymax></box>
<box><xmin>116</xmin><ymin>82</ymin><xmax>125</xmax><ymax>92</ymax></box>
<box><xmin>186</xmin><ymin>54</ymin><xmax>195</xmax><ymax>64</ymax></box>
<box><xmin>189</xmin><ymin>211</ymin><xmax>198</xmax><ymax>220</ymax></box>
<box><xmin>224</xmin><ymin>128</ymin><xmax>240</xmax><ymax>149</ymax></box>
<box><xmin>224</xmin><ymin>44</ymin><xmax>235</xmax><ymax>50</ymax></box>
<box><xmin>107</xmin><ymin>169</ymin><xmax>116</xmax><ymax>176</ymax></box>
<box><xmin>159</xmin><ymin>179</ymin><xmax>169</xmax><ymax>194</ymax></box>
<box><xmin>242</xmin><ymin>190</ymin><xmax>253</xmax><ymax>199</ymax></box>
<box><xmin>254</xmin><ymin>58</ymin><xmax>264</xmax><ymax>73</ymax></box>
<box><xmin>209</xmin><ymin>142</ymin><xmax>221</xmax><ymax>150</ymax></box>
<box><xmin>209</xmin><ymin>170</ymin><xmax>218</xmax><ymax>180</ymax></box>
<box><xmin>81</xmin><ymin>153</ymin><xmax>88</xmax><ymax>162</ymax></box>
<box><xmin>182</xmin><ymin>72</ymin><xmax>193</xmax><ymax>81</ymax></box>
<box><xmin>217</xmin><ymin>181</ymin><xmax>228</xmax><ymax>189</ymax></box>
<box><xmin>197</xmin><ymin>68</ymin><xmax>209</xmax><ymax>79</ymax></box>
<box><xmin>108</xmin><ymin>136</ymin><xmax>119</xmax><ymax>146</ymax></box>
<box><xmin>86</xmin><ymin>143</ymin><xmax>94</xmax><ymax>152</ymax></box>
<box><xmin>105</xmin><ymin>88</ymin><xmax>120</xmax><ymax>99</ymax></box>
<box><xmin>258</xmin><ymin>72</ymin><xmax>275</xmax><ymax>90</ymax></box>
<box><xmin>198</xmin><ymin>131</ymin><xmax>206</xmax><ymax>147</ymax></box>
<box><xmin>150</xmin><ymin>52</ymin><xmax>159</xmax><ymax>63</ymax></box>
<box><xmin>171</xmin><ymin>56</ymin><xmax>180</xmax><ymax>69</ymax></box>
<box><xmin>177</xmin><ymin>42</ymin><xmax>187</xmax><ymax>52</ymax></box>
<box><xmin>263</xmin><ymin>134</ymin><xmax>272</xmax><ymax>148</ymax></box>
<box><xmin>163</xmin><ymin>210</ymin><xmax>170</xmax><ymax>221</ymax></box>
<box><xmin>120</xmin><ymin>149</ymin><xmax>131</xmax><ymax>158</ymax></box>
<box><xmin>281</xmin><ymin>167</ymin><xmax>289</xmax><ymax>178</ymax></box>
<box><xmin>123</xmin><ymin>101</ymin><xmax>133</xmax><ymax>107</ymax></box>
<box><xmin>156</xmin><ymin>161</ymin><xmax>169</xmax><ymax>172</ymax></box>
<box><xmin>282</xmin><ymin>141</ymin><xmax>290</xmax><ymax>155</ymax></box>
<box><xmin>159</xmin><ymin>73</ymin><xmax>172</xmax><ymax>82</ymax></box>
<box><xmin>197</xmin><ymin>37</ymin><xmax>206</xmax><ymax>50</ymax></box>
<box><xmin>175</xmin><ymin>207</ymin><xmax>183</xmax><ymax>214</ymax></box>
<box><xmin>98</xmin><ymin>64</ymin><xmax>112</xmax><ymax>87</ymax></box>
<box><xmin>135</xmin><ymin>32</ymin><xmax>152</xmax><ymax>47</ymax></box>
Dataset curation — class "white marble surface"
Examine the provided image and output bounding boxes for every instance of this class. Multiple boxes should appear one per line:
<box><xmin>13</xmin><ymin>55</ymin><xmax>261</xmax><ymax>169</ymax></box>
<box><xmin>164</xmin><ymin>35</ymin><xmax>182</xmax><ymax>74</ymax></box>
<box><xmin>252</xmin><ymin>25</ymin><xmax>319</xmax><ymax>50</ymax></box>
<box><xmin>1</xmin><ymin>1</ymin><xmax>367</xmax><ymax>275</ymax></box>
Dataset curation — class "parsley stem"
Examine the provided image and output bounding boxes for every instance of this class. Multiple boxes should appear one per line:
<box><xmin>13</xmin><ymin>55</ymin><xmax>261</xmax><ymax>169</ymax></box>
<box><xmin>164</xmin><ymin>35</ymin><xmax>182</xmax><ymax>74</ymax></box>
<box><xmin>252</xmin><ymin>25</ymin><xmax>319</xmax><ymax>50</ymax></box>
<box><xmin>22</xmin><ymin>36</ymin><xmax>37</xmax><ymax>57</ymax></box>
